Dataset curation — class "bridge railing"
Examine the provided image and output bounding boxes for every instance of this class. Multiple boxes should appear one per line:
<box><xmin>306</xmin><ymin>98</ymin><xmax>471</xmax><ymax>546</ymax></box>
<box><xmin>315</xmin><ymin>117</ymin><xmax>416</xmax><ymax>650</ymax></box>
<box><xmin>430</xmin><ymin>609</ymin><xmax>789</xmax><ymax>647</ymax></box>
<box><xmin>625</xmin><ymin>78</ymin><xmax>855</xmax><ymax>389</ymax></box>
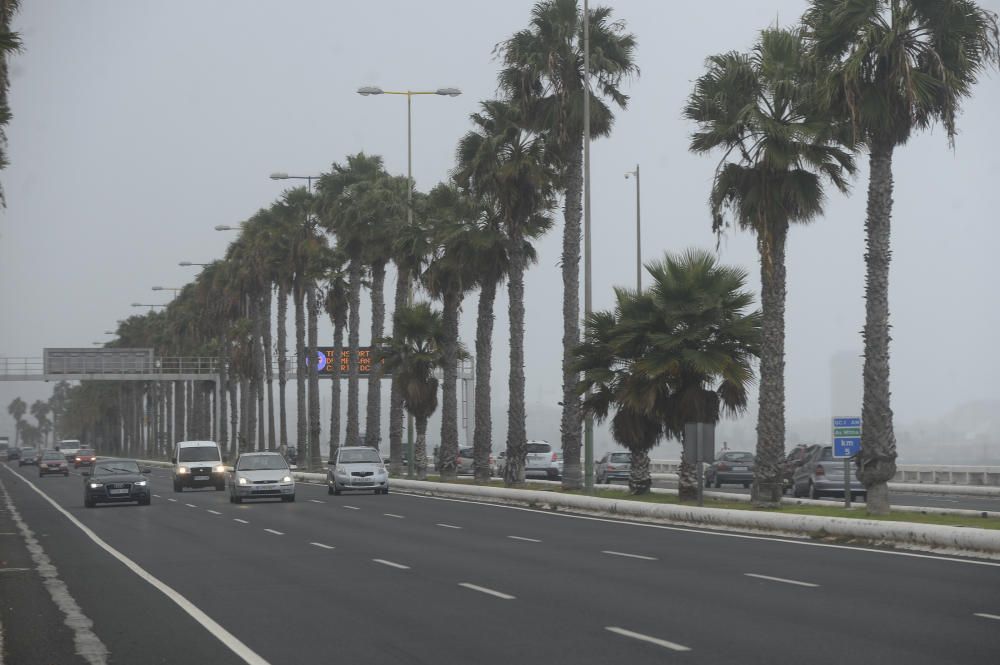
<box><xmin>0</xmin><ymin>356</ymin><xmax>219</xmax><ymax>377</ymax></box>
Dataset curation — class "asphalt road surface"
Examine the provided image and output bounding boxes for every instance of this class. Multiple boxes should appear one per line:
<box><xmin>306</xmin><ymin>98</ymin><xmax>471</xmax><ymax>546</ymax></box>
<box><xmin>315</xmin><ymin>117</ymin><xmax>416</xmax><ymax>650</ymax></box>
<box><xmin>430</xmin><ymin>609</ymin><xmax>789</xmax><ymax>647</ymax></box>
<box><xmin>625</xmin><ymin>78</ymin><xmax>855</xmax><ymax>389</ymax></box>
<box><xmin>2</xmin><ymin>461</ymin><xmax>999</xmax><ymax>665</ymax></box>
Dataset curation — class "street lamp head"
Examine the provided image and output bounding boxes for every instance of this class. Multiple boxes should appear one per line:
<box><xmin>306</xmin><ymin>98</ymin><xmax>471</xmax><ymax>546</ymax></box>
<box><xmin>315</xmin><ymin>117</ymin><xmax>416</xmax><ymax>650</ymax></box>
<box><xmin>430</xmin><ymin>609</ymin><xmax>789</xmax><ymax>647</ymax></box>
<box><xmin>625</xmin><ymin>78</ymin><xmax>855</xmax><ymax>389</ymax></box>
<box><xmin>624</xmin><ymin>172</ymin><xmax>631</xmax><ymax>179</ymax></box>
<box><xmin>357</xmin><ymin>86</ymin><xmax>384</xmax><ymax>96</ymax></box>
<box><xmin>178</xmin><ymin>261</ymin><xmax>192</xmax><ymax>267</ymax></box>
<box><xmin>151</xmin><ymin>286</ymin><xmax>165</xmax><ymax>291</ymax></box>
<box><xmin>214</xmin><ymin>224</ymin><xmax>237</xmax><ymax>231</ymax></box>
<box><xmin>269</xmin><ymin>172</ymin><xmax>289</xmax><ymax>180</ymax></box>
<box><xmin>435</xmin><ymin>87</ymin><xmax>462</xmax><ymax>97</ymax></box>
<box><xmin>130</xmin><ymin>303</ymin><xmax>142</xmax><ymax>307</ymax></box>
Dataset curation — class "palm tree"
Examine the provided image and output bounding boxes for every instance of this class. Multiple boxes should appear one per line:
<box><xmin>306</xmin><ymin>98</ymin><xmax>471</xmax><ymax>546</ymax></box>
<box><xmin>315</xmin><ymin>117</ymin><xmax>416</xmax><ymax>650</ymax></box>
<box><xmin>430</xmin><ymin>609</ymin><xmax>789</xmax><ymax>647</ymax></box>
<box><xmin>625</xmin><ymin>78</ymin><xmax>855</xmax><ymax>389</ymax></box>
<box><xmin>629</xmin><ymin>250</ymin><xmax>760</xmax><ymax>500</ymax></box>
<box><xmin>421</xmin><ymin>184</ymin><xmax>479</xmax><ymax>481</ymax></box>
<box><xmin>803</xmin><ymin>0</ymin><xmax>999</xmax><ymax>514</ymax></box>
<box><xmin>386</xmin><ymin>201</ymin><xmax>434</xmax><ymax>476</ymax></box>
<box><xmin>375</xmin><ymin>302</ymin><xmax>446</xmax><ymax>480</ymax></box>
<box><xmin>324</xmin><ymin>251</ymin><xmax>350</xmax><ymax>463</ymax></box>
<box><xmin>454</xmin><ymin>100</ymin><xmax>557</xmax><ymax>487</ymax></box>
<box><xmin>684</xmin><ymin>26</ymin><xmax>856</xmax><ymax>506</ymax></box>
<box><xmin>498</xmin><ymin>0</ymin><xmax>638</xmax><ymax>489</ymax></box>
<box><xmin>7</xmin><ymin>396</ymin><xmax>26</xmax><ymax>446</ymax></box>
<box><xmin>0</xmin><ymin>0</ymin><xmax>21</xmax><ymax>205</ymax></box>
<box><xmin>30</xmin><ymin>399</ymin><xmax>52</xmax><ymax>446</ymax></box>
<box><xmin>574</xmin><ymin>306</ymin><xmax>663</xmax><ymax>494</ymax></box>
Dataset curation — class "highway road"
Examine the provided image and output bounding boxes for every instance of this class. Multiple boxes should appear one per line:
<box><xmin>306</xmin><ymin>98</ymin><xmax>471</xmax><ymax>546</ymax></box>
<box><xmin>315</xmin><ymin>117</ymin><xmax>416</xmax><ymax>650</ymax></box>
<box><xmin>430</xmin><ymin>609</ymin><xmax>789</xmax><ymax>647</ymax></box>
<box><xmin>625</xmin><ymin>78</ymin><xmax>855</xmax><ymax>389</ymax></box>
<box><xmin>2</xmin><ymin>461</ymin><xmax>999</xmax><ymax>665</ymax></box>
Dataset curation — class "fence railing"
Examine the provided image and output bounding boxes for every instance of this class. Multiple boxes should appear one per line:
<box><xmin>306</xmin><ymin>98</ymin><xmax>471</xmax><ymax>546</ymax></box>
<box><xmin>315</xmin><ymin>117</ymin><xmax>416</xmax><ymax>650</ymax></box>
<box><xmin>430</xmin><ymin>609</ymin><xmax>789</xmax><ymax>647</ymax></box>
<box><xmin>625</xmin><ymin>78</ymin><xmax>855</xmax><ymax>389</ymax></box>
<box><xmin>0</xmin><ymin>357</ymin><xmax>219</xmax><ymax>377</ymax></box>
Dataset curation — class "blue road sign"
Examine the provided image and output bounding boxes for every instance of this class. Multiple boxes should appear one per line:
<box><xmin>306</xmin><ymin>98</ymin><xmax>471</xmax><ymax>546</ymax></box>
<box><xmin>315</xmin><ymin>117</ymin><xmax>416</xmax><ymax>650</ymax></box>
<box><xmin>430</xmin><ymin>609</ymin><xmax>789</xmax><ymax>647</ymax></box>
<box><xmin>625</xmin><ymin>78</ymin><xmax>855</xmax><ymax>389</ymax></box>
<box><xmin>832</xmin><ymin>416</ymin><xmax>862</xmax><ymax>458</ymax></box>
<box><xmin>833</xmin><ymin>417</ymin><xmax>861</xmax><ymax>428</ymax></box>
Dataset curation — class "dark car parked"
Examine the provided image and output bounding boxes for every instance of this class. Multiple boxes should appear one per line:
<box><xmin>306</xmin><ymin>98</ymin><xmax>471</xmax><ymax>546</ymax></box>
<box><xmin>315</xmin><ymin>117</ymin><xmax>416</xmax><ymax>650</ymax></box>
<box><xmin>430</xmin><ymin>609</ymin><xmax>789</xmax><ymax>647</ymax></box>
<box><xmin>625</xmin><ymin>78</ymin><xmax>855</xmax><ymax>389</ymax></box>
<box><xmin>596</xmin><ymin>451</ymin><xmax>632</xmax><ymax>484</ymax></box>
<box><xmin>781</xmin><ymin>444</ymin><xmax>817</xmax><ymax>493</ymax></box>
<box><xmin>38</xmin><ymin>450</ymin><xmax>69</xmax><ymax>477</ymax></box>
<box><xmin>84</xmin><ymin>459</ymin><xmax>151</xmax><ymax>507</ymax></box>
<box><xmin>705</xmin><ymin>451</ymin><xmax>755</xmax><ymax>488</ymax></box>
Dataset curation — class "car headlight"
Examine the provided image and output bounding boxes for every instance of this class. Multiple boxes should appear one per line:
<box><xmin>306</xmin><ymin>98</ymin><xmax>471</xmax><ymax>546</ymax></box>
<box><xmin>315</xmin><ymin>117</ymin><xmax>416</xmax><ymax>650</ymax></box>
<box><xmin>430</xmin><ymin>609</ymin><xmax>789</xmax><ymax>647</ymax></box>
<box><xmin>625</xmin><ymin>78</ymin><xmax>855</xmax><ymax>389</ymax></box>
<box><xmin>282</xmin><ymin>475</ymin><xmax>292</xmax><ymax>483</ymax></box>
<box><xmin>89</xmin><ymin>482</ymin><xmax>102</xmax><ymax>489</ymax></box>
<box><xmin>337</xmin><ymin>467</ymin><xmax>349</xmax><ymax>476</ymax></box>
<box><xmin>214</xmin><ymin>465</ymin><xmax>225</xmax><ymax>473</ymax></box>
<box><xmin>134</xmin><ymin>480</ymin><xmax>147</xmax><ymax>487</ymax></box>
<box><xmin>178</xmin><ymin>466</ymin><xmax>189</xmax><ymax>474</ymax></box>
<box><xmin>238</xmin><ymin>476</ymin><xmax>248</xmax><ymax>485</ymax></box>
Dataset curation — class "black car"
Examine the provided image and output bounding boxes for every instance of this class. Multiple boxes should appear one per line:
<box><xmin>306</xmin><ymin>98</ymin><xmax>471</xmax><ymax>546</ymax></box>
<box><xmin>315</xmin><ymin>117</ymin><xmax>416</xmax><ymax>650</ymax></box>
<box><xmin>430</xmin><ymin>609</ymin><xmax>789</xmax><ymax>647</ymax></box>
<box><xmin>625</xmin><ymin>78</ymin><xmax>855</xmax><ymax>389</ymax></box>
<box><xmin>84</xmin><ymin>458</ymin><xmax>152</xmax><ymax>507</ymax></box>
<box><xmin>7</xmin><ymin>447</ymin><xmax>20</xmax><ymax>461</ymax></box>
<box><xmin>705</xmin><ymin>451</ymin><xmax>755</xmax><ymax>488</ymax></box>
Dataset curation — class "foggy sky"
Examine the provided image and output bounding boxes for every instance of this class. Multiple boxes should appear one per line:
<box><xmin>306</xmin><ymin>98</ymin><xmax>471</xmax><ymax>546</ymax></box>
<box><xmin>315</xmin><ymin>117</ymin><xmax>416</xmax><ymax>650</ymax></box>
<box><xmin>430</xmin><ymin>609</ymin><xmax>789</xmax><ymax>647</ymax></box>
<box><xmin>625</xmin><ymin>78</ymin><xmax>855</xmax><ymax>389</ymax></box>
<box><xmin>2</xmin><ymin>1</ymin><xmax>999</xmax><ymax>458</ymax></box>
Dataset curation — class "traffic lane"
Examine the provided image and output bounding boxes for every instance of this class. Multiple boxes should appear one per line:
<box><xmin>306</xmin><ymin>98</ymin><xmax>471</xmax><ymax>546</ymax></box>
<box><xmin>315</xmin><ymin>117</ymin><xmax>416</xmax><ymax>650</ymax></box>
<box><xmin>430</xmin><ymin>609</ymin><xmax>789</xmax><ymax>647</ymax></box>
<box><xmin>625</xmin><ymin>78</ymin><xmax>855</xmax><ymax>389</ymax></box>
<box><xmin>29</xmin><ymin>467</ymin><xmax>1000</xmax><ymax>663</ymax></box>
<box><xmin>17</xmin><ymin>466</ymin><xmax>678</xmax><ymax>665</ymax></box>
<box><xmin>0</xmin><ymin>464</ymin><xmax>250</xmax><ymax>665</ymax></box>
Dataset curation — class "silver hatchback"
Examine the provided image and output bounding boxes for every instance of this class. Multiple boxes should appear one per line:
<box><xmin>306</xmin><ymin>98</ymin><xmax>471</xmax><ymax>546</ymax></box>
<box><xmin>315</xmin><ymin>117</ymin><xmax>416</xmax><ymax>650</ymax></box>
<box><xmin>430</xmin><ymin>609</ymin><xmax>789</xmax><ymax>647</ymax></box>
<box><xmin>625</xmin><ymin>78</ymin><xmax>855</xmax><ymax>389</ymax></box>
<box><xmin>229</xmin><ymin>452</ymin><xmax>295</xmax><ymax>503</ymax></box>
<box><xmin>328</xmin><ymin>446</ymin><xmax>389</xmax><ymax>495</ymax></box>
<box><xmin>791</xmin><ymin>445</ymin><xmax>866</xmax><ymax>500</ymax></box>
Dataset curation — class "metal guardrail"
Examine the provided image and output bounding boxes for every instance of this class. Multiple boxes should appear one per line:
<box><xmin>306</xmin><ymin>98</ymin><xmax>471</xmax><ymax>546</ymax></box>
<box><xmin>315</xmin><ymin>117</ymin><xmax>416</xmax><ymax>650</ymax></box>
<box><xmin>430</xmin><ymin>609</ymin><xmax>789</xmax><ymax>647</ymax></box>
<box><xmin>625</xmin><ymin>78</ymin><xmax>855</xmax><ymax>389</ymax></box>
<box><xmin>0</xmin><ymin>356</ymin><xmax>220</xmax><ymax>377</ymax></box>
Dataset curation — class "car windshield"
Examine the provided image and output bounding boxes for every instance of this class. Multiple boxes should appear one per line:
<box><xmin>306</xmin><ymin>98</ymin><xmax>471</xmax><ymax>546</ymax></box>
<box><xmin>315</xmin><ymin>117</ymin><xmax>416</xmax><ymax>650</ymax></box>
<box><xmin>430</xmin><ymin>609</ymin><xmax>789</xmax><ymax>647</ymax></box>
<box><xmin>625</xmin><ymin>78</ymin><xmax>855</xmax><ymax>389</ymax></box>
<box><xmin>339</xmin><ymin>449</ymin><xmax>382</xmax><ymax>464</ymax></box>
<box><xmin>722</xmin><ymin>452</ymin><xmax>754</xmax><ymax>462</ymax></box>
<box><xmin>820</xmin><ymin>448</ymin><xmax>835</xmax><ymax>461</ymax></box>
<box><xmin>237</xmin><ymin>455</ymin><xmax>288</xmax><ymax>471</ymax></box>
<box><xmin>22</xmin><ymin>448</ymin><xmax>36</xmax><ymax>455</ymax></box>
<box><xmin>178</xmin><ymin>446</ymin><xmax>221</xmax><ymax>462</ymax></box>
<box><xmin>77</xmin><ymin>450</ymin><xmax>94</xmax><ymax>455</ymax></box>
<box><xmin>94</xmin><ymin>461</ymin><xmax>140</xmax><ymax>475</ymax></box>
<box><xmin>526</xmin><ymin>443</ymin><xmax>550</xmax><ymax>453</ymax></box>
<box><xmin>42</xmin><ymin>452</ymin><xmax>64</xmax><ymax>460</ymax></box>
<box><xmin>610</xmin><ymin>453</ymin><xmax>631</xmax><ymax>463</ymax></box>
<box><xmin>459</xmin><ymin>448</ymin><xmax>473</xmax><ymax>458</ymax></box>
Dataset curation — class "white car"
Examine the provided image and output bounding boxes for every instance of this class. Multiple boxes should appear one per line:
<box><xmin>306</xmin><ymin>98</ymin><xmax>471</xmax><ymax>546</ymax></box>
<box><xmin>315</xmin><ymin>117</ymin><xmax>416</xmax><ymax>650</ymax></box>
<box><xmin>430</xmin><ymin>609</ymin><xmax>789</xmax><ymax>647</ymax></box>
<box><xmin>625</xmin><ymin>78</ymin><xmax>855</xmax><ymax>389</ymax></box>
<box><xmin>328</xmin><ymin>446</ymin><xmax>389</xmax><ymax>495</ymax></box>
<box><xmin>524</xmin><ymin>440</ymin><xmax>563</xmax><ymax>480</ymax></box>
<box><xmin>172</xmin><ymin>440</ymin><xmax>226</xmax><ymax>491</ymax></box>
<box><xmin>229</xmin><ymin>452</ymin><xmax>295</xmax><ymax>503</ymax></box>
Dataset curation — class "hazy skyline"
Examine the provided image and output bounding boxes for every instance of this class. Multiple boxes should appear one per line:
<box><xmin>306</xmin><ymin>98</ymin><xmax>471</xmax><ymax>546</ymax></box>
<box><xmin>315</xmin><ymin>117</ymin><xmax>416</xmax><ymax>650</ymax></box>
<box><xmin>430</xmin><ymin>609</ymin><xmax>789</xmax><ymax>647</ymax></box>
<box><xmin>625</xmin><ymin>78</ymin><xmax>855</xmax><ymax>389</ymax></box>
<box><xmin>2</xmin><ymin>1</ymin><xmax>998</xmax><ymax>458</ymax></box>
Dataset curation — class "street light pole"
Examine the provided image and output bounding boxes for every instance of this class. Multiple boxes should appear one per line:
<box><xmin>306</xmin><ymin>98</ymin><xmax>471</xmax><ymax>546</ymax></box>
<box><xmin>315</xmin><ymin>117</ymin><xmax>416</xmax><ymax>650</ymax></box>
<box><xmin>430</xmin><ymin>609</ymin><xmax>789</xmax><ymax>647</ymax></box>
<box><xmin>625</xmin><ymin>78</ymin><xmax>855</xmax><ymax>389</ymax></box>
<box><xmin>583</xmin><ymin>0</ymin><xmax>594</xmax><ymax>493</ymax></box>
<box><xmin>358</xmin><ymin>85</ymin><xmax>461</xmax><ymax>479</ymax></box>
<box><xmin>625</xmin><ymin>164</ymin><xmax>641</xmax><ymax>291</ymax></box>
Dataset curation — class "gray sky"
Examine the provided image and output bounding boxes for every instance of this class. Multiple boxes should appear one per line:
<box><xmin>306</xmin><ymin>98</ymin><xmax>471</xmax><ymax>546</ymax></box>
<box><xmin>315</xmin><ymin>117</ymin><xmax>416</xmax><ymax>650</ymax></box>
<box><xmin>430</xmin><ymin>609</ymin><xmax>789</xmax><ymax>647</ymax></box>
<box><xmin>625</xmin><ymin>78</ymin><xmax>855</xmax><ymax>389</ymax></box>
<box><xmin>2</xmin><ymin>1</ymin><xmax>999</xmax><ymax>457</ymax></box>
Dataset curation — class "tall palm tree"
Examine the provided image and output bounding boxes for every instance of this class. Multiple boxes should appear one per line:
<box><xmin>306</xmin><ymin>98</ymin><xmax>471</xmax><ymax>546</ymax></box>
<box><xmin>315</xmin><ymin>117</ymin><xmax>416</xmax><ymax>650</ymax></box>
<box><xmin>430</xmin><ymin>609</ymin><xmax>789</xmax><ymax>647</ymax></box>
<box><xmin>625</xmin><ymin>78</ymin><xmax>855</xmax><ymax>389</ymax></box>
<box><xmin>7</xmin><ymin>396</ymin><xmax>26</xmax><ymax>446</ymax></box>
<box><xmin>454</xmin><ymin>100</ymin><xmax>557</xmax><ymax>487</ymax></box>
<box><xmin>375</xmin><ymin>302</ymin><xmax>446</xmax><ymax>480</ymax></box>
<box><xmin>324</xmin><ymin>251</ymin><xmax>350</xmax><ymax>463</ymax></box>
<box><xmin>684</xmin><ymin>26</ymin><xmax>856</xmax><ymax>506</ymax></box>
<box><xmin>498</xmin><ymin>0</ymin><xmax>638</xmax><ymax>489</ymax></box>
<box><xmin>628</xmin><ymin>250</ymin><xmax>761</xmax><ymax>500</ymax></box>
<box><xmin>30</xmin><ymin>400</ymin><xmax>52</xmax><ymax>446</ymax></box>
<box><xmin>0</xmin><ymin>0</ymin><xmax>21</xmax><ymax>205</ymax></box>
<box><xmin>421</xmin><ymin>184</ymin><xmax>479</xmax><ymax>481</ymax></box>
<box><xmin>803</xmin><ymin>0</ymin><xmax>999</xmax><ymax>514</ymax></box>
<box><xmin>317</xmin><ymin>153</ymin><xmax>387</xmax><ymax>447</ymax></box>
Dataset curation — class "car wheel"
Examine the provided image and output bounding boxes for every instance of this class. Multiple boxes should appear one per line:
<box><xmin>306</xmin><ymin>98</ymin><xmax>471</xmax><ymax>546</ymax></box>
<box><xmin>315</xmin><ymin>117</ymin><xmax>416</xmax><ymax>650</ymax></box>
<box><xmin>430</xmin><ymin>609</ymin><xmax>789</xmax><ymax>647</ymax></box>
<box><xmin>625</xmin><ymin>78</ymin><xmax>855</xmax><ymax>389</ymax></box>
<box><xmin>234</xmin><ymin>495</ymin><xmax>243</xmax><ymax>504</ymax></box>
<box><xmin>714</xmin><ymin>477</ymin><xmax>721</xmax><ymax>489</ymax></box>
<box><xmin>384</xmin><ymin>487</ymin><xmax>390</xmax><ymax>495</ymax></box>
<box><xmin>63</xmin><ymin>471</ymin><xmax>69</xmax><ymax>477</ymax></box>
<box><xmin>327</xmin><ymin>484</ymin><xmax>334</xmax><ymax>495</ymax></box>
<box><xmin>173</xmin><ymin>480</ymin><xmax>182</xmax><ymax>492</ymax></box>
<box><xmin>140</xmin><ymin>497</ymin><xmax>151</xmax><ymax>506</ymax></box>
<box><xmin>229</xmin><ymin>494</ymin><xmax>235</xmax><ymax>503</ymax></box>
<box><xmin>84</xmin><ymin>497</ymin><xmax>94</xmax><ymax>508</ymax></box>
<box><xmin>282</xmin><ymin>494</ymin><xmax>295</xmax><ymax>503</ymax></box>
<box><xmin>215</xmin><ymin>484</ymin><xmax>225</xmax><ymax>491</ymax></box>
<box><xmin>808</xmin><ymin>482</ymin><xmax>819</xmax><ymax>500</ymax></box>
<box><xmin>333</xmin><ymin>486</ymin><xmax>341</xmax><ymax>496</ymax></box>
<box><xmin>743</xmin><ymin>482</ymin><xmax>750</xmax><ymax>489</ymax></box>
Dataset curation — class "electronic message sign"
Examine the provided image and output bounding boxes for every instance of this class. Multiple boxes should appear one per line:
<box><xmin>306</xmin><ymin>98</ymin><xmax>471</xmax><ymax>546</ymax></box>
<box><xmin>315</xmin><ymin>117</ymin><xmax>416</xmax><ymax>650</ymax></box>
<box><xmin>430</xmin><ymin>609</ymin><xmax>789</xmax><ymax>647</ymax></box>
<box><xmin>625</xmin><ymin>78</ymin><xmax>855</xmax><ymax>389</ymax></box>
<box><xmin>304</xmin><ymin>347</ymin><xmax>388</xmax><ymax>378</ymax></box>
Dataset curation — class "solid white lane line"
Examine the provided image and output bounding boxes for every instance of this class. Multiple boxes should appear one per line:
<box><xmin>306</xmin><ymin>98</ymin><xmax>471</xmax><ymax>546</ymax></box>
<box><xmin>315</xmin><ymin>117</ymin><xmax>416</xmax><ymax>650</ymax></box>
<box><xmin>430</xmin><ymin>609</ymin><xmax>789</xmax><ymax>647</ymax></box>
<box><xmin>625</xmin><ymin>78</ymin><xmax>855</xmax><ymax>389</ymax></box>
<box><xmin>395</xmin><ymin>492</ymin><xmax>1000</xmax><ymax>569</ymax></box>
<box><xmin>602</xmin><ymin>550</ymin><xmax>657</xmax><ymax>561</ymax></box>
<box><xmin>233</xmin><ymin>518</ymin><xmax>249</xmax><ymax>524</ymax></box>
<box><xmin>310</xmin><ymin>542</ymin><xmax>335</xmax><ymax>550</ymax></box>
<box><xmin>308</xmin><ymin>499</ymin><xmax>324</xmax><ymax>504</ymax></box>
<box><xmin>436</xmin><ymin>523</ymin><xmax>462</xmax><ymax>529</ymax></box>
<box><xmin>507</xmin><ymin>536</ymin><xmax>542</xmax><ymax>543</ymax></box>
<box><xmin>152</xmin><ymin>494</ymin><xmax>161</xmax><ymax>498</ymax></box>
<box><xmin>384</xmin><ymin>513</ymin><xmax>405</xmax><ymax>519</ymax></box>
<box><xmin>167</xmin><ymin>498</ymin><xmax>177</xmax><ymax>502</ymax></box>
<box><xmin>206</xmin><ymin>510</ymin><xmax>221</xmax><ymax>515</ymax></box>
<box><xmin>1</xmin><ymin>467</ymin><xmax>269</xmax><ymax>665</ymax></box>
<box><xmin>458</xmin><ymin>583</ymin><xmax>515</xmax><ymax>600</ymax></box>
<box><xmin>264</xmin><ymin>529</ymin><xmax>284</xmax><ymax>536</ymax></box>
<box><xmin>974</xmin><ymin>613</ymin><xmax>1000</xmax><ymax>621</ymax></box>
<box><xmin>185</xmin><ymin>503</ymin><xmax>198</xmax><ymax>508</ymax></box>
<box><xmin>373</xmin><ymin>559</ymin><xmax>410</xmax><ymax>570</ymax></box>
<box><xmin>605</xmin><ymin>626</ymin><xmax>691</xmax><ymax>652</ymax></box>
<box><xmin>343</xmin><ymin>505</ymin><xmax>360</xmax><ymax>510</ymax></box>
<box><xmin>744</xmin><ymin>573</ymin><xmax>819</xmax><ymax>588</ymax></box>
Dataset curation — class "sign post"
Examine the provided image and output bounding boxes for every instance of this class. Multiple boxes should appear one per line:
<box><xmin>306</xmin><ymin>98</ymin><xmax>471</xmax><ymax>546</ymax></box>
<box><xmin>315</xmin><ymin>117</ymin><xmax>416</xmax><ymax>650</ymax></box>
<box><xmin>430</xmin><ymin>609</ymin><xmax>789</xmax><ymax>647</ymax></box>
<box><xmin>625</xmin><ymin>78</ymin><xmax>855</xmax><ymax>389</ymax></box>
<box><xmin>832</xmin><ymin>416</ymin><xmax>861</xmax><ymax>508</ymax></box>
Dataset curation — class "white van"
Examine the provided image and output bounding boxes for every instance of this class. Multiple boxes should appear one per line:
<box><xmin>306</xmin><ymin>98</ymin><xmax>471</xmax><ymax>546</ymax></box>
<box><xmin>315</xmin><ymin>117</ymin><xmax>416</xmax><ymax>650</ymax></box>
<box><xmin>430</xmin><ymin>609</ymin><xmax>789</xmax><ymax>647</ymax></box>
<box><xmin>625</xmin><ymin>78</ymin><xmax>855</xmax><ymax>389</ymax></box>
<box><xmin>58</xmin><ymin>439</ymin><xmax>82</xmax><ymax>461</ymax></box>
<box><xmin>171</xmin><ymin>440</ymin><xmax>225</xmax><ymax>491</ymax></box>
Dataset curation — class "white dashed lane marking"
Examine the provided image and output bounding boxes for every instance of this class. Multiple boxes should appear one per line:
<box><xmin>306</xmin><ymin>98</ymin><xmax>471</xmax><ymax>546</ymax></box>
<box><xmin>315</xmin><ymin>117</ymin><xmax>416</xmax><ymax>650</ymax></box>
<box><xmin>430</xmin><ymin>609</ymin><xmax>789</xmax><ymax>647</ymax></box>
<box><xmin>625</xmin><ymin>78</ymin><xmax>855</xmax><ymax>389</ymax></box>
<box><xmin>744</xmin><ymin>573</ymin><xmax>819</xmax><ymax>588</ymax></box>
<box><xmin>602</xmin><ymin>550</ymin><xmax>657</xmax><ymax>561</ymax></box>
<box><xmin>384</xmin><ymin>513</ymin><xmax>404</xmax><ymax>519</ymax></box>
<box><xmin>458</xmin><ymin>583</ymin><xmax>515</xmax><ymax>600</ymax></box>
<box><xmin>207</xmin><ymin>510</ymin><xmax>221</xmax><ymax>515</ymax></box>
<box><xmin>343</xmin><ymin>505</ymin><xmax>360</xmax><ymax>510</ymax></box>
<box><xmin>373</xmin><ymin>559</ymin><xmax>410</xmax><ymax>570</ymax></box>
<box><xmin>974</xmin><ymin>613</ymin><xmax>1000</xmax><ymax>621</ymax></box>
<box><xmin>436</xmin><ymin>523</ymin><xmax>462</xmax><ymax>530</ymax></box>
<box><xmin>233</xmin><ymin>519</ymin><xmax>249</xmax><ymax>524</ymax></box>
<box><xmin>264</xmin><ymin>529</ymin><xmax>284</xmax><ymax>536</ymax></box>
<box><xmin>310</xmin><ymin>543</ymin><xmax>335</xmax><ymax>550</ymax></box>
<box><xmin>508</xmin><ymin>536</ymin><xmax>541</xmax><ymax>543</ymax></box>
<box><xmin>606</xmin><ymin>626</ymin><xmax>691</xmax><ymax>652</ymax></box>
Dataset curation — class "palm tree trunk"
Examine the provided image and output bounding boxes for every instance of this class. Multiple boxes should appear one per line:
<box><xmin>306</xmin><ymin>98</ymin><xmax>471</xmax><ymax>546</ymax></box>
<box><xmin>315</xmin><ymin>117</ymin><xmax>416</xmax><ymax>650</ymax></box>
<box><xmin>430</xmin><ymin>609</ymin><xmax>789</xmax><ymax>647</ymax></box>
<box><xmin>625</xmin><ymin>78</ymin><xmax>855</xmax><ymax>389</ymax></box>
<box><xmin>365</xmin><ymin>261</ymin><xmax>387</xmax><ymax>449</ymax></box>
<box><xmin>415</xmin><ymin>415</ymin><xmax>429</xmax><ymax>481</ymax></box>
<box><xmin>505</xmin><ymin>231</ymin><xmax>527</xmax><ymax>487</ymax></box>
<box><xmin>174</xmin><ymin>382</ymin><xmax>184</xmax><ymax>447</ymax></box>
<box><xmin>860</xmin><ymin>140</ymin><xmax>897</xmax><ymax>516</ymax></box>
<box><xmin>439</xmin><ymin>288</ymin><xmax>461</xmax><ymax>481</ymax></box>
<box><xmin>629</xmin><ymin>449</ymin><xmax>651</xmax><ymax>495</ymax></box>
<box><xmin>388</xmin><ymin>266</ymin><xmax>408</xmax><ymax>476</ymax></box>
<box><xmin>560</xmin><ymin>144</ymin><xmax>584</xmax><ymax>490</ymax></box>
<box><xmin>277</xmin><ymin>281</ymin><xmax>289</xmax><ymax>450</ymax></box>
<box><xmin>253</xmin><ymin>297</ymin><xmax>266</xmax><ymax>452</ymax></box>
<box><xmin>346</xmin><ymin>257</ymin><xmax>362</xmax><ymax>446</ymax></box>
<box><xmin>218</xmin><ymin>347</ymin><xmax>229</xmax><ymax>454</ymax></box>
<box><xmin>166</xmin><ymin>385</ymin><xmax>173</xmax><ymax>456</ymax></box>
<box><xmin>186</xmin><ymin>381</ymin><xmax>194</xmax><ymax>440</ymax></box>
<box><xmin>239</xmin><ymin>377</ymin><xmax>249</xmax><ymax>453</ymax></box>
<box><xmin>751</xmin><ymin>223</ymin><xmax>787</xmax><ymax>508</ymax></box>
<box><xmin>330</xmin><ymin>317</ymin><xmax>343</xmax><ymax>464</ymax></box>
<box><xmin>473</xmin><ymin>278</ymin><xmax>497</xmax><ymax>483</ymax></box>
<box><xmin>678</xmin><ymin>428</ymin><xmax>697</xmax><ymax>501</ymax></box>
<box><xmin>307</xmin><ymin>281</ymin><xmax>321</xmax><ymax>469</ymax></box>
<box><xmin>294</xmin><ymin>278</ymin><xmax>307</xmax><ymax>454</ymax></box>
<box><xmin>263</xmin><ymin>287</ymin><xmax>276</xmax><ymax>450</ymax></box>
<box><xmin>228</xmin><ymin>376</ymin><xmax>238</xmax><ymax>459</ymax></box>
